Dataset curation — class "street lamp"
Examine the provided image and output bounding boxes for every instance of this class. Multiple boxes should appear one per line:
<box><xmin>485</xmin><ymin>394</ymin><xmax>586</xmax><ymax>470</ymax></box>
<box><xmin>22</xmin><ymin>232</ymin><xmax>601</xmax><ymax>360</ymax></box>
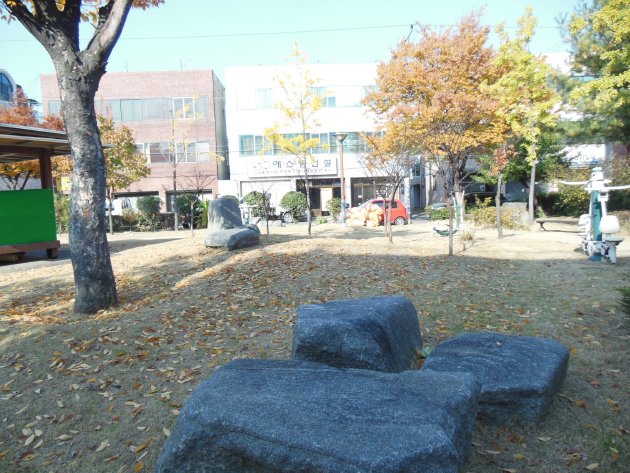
<box><xmin>334</xmin><ymin>132</ymin><xmax>348</xmax><ymax>225</ymax></box>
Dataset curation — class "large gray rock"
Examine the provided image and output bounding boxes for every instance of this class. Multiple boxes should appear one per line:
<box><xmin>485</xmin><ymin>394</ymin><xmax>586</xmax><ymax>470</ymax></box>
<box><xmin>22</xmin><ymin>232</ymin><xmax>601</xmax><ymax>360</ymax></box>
<box><xmin>207</xmin><ymin>196</ymin><xmax>244</xmax><ymax>232</ymax></box>
<box><xmin>422</xmin><ymin>332</ymin><xmax>569</xmax><ymax>424</ymax></box>
<box><xmin>155</xmin><ymin>359</ymin><xmax>480</xmax><ymax>473</ymax></box>
<box><xmin>292</xmin><ymin>295</ymin><xmax>422</xmax><ymax>372</ymax></box>
<box><xmin>204</xmin><ymin>227</ymin><xmax>260</xmax><ymax>250</ymax></box>
<box><xmin>204</xmin><ymin>197</ymin><xmax>259</xmax><ymax>250</ymax></box>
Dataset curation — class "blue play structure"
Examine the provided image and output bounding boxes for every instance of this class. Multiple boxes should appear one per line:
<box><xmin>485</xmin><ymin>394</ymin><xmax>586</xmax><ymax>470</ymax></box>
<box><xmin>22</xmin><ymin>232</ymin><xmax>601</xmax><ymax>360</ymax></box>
<box><xmin>562</xmin><ymin>167</ymin><xmax>630</xmax><ymax>264</ymax></box>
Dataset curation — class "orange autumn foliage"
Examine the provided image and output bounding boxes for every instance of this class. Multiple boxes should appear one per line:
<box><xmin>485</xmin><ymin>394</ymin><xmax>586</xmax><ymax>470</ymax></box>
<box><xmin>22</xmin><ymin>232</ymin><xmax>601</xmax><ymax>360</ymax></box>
<box><xmin>0</xmin><ymin>87</ymin><xmax>68</xmax><ymax>189</ymax></box>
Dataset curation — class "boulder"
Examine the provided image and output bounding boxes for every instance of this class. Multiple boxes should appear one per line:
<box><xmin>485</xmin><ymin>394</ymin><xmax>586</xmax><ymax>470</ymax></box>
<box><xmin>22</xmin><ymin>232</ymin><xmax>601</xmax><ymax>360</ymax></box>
<box><xmin>292</xmin><ymin>295</ymin><xmax>422</xmax><ymax>372</ymax></box>
<box><xmin>207</xmin><ymin>196</ymin><xmax>243</xmax><ymax>232</ymax></box>
<box><xmin>204</xmin><ymin>227</ymin><xmax>260</xmax><ymax>250</ymax></box>
<box><xmin>422</xmin><ymin>332</ymin><xmax>569</xmax><ymax>424</ymax></box>
<box><xmin>155</xmin><ymin>359</ymin><xmax>480</xmax><ymax>473</ymax></box>
<box><xmin>204</xmin><ymin>197</ymin><xmax>259</xmax><ymax>250</ymax></box>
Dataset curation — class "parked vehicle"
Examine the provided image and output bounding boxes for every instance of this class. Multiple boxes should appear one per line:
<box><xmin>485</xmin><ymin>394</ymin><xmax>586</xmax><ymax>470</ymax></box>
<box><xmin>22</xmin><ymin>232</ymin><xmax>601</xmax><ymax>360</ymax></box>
<box><xmin>346</xmin><ymin>198</ymin><xmax>408</xmax><ymax>225</ymax></box>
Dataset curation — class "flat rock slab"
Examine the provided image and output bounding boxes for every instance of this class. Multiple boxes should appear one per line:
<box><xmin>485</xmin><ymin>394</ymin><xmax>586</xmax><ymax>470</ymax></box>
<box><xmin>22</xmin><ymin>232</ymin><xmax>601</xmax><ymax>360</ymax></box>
<box><xmin>422</xmin><ymin>332</ymin><xmax>569</xmax><ymax>424</ymax></box>
<box><xmin>292</xmin><ymin>295</ymin><xmax>422</xmax><ymax>372</ymax></box>
<box><xmin>156</xmin><ymin>359</ymin><xmax>480</xmax><ymax>473</ymax></box>
<box><xmin>204</xmin><ymin>227</ymin><xmax>259</xmax><ymax>250</ymax></box>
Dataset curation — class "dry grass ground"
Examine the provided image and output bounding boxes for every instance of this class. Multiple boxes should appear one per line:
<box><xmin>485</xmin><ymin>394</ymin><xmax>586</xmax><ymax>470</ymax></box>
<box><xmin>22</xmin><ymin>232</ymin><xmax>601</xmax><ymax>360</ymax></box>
<box><xmin>0</xmin><ymin>220</ymin><xmax>628</xmax><ymax>473</ymax></box>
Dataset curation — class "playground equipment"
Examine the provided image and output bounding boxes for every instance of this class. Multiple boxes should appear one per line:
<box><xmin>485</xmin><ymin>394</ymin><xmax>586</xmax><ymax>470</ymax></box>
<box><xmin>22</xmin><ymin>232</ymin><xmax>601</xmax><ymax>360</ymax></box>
<box><xmin>433</xmin><ymin>194</ymin><xmax>461</xmax><ymax>237</ymax></box>
<box><xmin>561</xmin><ymin>167</ymin><xmax>630</xmax><ymax>263</ymax></box>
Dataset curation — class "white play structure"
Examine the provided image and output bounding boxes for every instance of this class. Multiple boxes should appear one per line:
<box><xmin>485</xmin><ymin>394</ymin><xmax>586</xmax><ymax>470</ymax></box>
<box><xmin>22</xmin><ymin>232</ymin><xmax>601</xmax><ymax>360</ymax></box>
<box><xmin>561</xmin><ymin>167</ymin><xmax>630</xmax><ymax>263</ymax></box>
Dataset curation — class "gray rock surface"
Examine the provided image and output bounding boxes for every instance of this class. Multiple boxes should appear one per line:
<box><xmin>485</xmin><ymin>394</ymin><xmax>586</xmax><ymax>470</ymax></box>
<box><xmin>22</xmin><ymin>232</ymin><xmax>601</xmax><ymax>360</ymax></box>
<box><xmin>204</xmin><ymin>197</ymin><xmax>259</xmax><ymax>250</ymax></box>
<box><xmin>422</xmin><ymin>332</ymin><xmax>569</xmax><ymax>424</ymax></box>
<box><xmin>292</xmin><ymin>295</ymin><xmax>422</xmax><ymax>372</ymax></box>
<box><xmin>207</xmin><ymin>196</ymin><xmax>243</xmax><ymax>232</ymax></box>
<box><xmin>155</xmin><ymin>359</ymin><xmax>480</xmax><ymax>473</ymax></box>
<box><xmin>204</xmin><ymin>227</ymin><xmax>260</xmax><ymax>250</ymax></box>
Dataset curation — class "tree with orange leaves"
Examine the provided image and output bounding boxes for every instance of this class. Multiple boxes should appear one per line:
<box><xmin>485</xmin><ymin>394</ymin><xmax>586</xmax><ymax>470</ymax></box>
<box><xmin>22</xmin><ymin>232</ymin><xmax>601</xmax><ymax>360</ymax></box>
<box><xmin>0</xmin><ymin>86</ymin><xmax>66</xmax><ymax>189</ymax></box>
<box><xmin>366</xmin><ymin>13</ymin><xmax>505</xmax><ymax>255</ymax></box>
<box><xmin>1</xmin><ymin>0</ymin><xmax>162</xmax><ymax>313</ymax></box>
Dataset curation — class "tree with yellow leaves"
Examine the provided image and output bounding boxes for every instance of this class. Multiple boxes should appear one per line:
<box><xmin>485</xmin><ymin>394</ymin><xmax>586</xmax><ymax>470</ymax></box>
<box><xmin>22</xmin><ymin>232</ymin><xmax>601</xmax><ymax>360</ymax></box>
<box><xmin>264</xmin><ymin>47</ymin><xmax>324</xmax><ymax>238</ymax></box>
<box><xmin>98</xmin><ymin>115</ymin><xmax>150</xmax><ymax>234</ymax></box>
<box><xmin>489</xmin><ymin>8</ymin><xmax>558</xmax><ymax>223</ymax></box>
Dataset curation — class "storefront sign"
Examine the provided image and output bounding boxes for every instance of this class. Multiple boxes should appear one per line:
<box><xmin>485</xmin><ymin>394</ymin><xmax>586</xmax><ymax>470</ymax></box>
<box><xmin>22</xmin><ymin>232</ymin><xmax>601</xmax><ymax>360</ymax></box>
<box><xmin>248</xmin><ymin>156</ymin><xmax>338</xmax><ymax>178</ymax></box>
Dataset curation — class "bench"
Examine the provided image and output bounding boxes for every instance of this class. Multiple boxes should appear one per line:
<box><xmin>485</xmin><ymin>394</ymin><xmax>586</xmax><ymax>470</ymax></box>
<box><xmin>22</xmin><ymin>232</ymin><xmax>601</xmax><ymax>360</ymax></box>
<box><xmin>535</xmin><ymin>218</ymin><xmax>578</xmax><ymax>231</ymax></box>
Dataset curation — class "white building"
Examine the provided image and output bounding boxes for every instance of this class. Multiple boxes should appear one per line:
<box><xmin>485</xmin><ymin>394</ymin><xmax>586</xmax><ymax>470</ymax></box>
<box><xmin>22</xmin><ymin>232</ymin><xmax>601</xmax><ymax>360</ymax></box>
<box><xmin>220</xmin><ymin>63</ymin><xmax>424</xmax><ymax>217</ymax></box>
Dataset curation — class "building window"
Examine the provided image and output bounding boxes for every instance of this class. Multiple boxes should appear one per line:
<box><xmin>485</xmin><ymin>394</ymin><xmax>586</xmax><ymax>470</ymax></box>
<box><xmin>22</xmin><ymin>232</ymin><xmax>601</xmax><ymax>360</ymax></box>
<box><xmin>47</xmin><ymin>100</ymin><xmax>62</xmax><ymax>116</ymax></box>
<box><xmin>121</xmin><ymin>99</ymin><xmax>142</xmax><ymax>121</ymax></box>
<box><xmin>148</xmin><ymin>142</ymin><xmax>171</xmax><ymax>163</ymax></box>
<box><xmin>239</xmin><ymin>132</ymin><xmax>383</xmax><ymax>157</ymax></box>
<box><xmin>0</xmin><ymin>73</ymin><xmax>13</xmax><ymax>102</ymax></box>
<box><xmin>310</xmin><ymin>133</ymin><xmax>332</xmax><ymax>154</ymax></box>
<box><xmin>138</xmin><ymin>141</ymin><xmax>213</xmax><ymax>163</ymax></box>
<box><xmin>94</xmin><ymin>96</ymin><xmax>209</xmax><ymax>122</ymax></box>
<box><xmin>413</xmin><ymin>161</ymin><xmax>422</xmax><ymax>177</ymax></box>
<box><xmin>197</xmin><ymin>141</ymin><xmax>211</xmax><ymax>162</ymax></box>
<box><xmin>255</xmin><ymin>88</ymin><xmax>274</xmax><ymax>110</ymax></box>
<box><xmin>173</xmin><ymin>97</ymin><xmax>193</xmax><ymax>119</ymax></box>
<box><xmin>311</xmin><ymin>87</ymin><xmax>335</xmax><ymax>107</ymax></box>
<box><xmin>239</xmin><ymin>135</ymin><xmax>254</xmax><ymax>156</ymax></box>
<box><xmin>194</xmin><ymin>97</ymin><xmax>208</xmax><ymax>118</ymax></box>
<box><xmin>142</xmin><ymin>98</ymin><xmax>171</xmax><ymax>120</ymax></box>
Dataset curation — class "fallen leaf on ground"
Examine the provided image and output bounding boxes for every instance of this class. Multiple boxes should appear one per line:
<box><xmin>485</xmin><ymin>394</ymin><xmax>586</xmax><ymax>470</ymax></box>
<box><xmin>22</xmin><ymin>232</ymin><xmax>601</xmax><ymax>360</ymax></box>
<box><xmin>96</xmin><ymin>440</ymin><xmax>110</xmax><ymax>452</ymax></box>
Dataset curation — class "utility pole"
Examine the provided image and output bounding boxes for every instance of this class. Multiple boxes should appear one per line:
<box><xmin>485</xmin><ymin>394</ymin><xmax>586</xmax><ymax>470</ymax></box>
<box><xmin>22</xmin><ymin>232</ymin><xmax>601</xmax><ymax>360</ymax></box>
<box><xmin>171</xmin><ymin>113</ymin><xmax>179</xmax><ymax>232</ymax></box>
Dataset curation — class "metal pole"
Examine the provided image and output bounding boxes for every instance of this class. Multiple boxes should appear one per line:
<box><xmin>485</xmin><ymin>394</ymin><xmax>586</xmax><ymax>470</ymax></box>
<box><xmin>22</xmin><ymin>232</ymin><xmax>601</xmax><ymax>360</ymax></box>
<box><xmin>335</xmin><ymin>132</ymin><xmax>348</xmax><ymax>225</ymax></box>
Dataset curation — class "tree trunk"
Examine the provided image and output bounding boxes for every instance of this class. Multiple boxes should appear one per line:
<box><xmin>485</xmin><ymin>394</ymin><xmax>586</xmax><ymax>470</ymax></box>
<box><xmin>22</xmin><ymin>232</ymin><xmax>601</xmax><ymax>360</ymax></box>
<box><xmin>190</xmin><ymin>200</ymin><xmax>194</xmax><ymax>236</ymax></box>
<box><xmin>59</xmin><ymin>79</ymin><xmax>118</xmax><ymax>313</ymax></box>
<box><xmin>528</xmin><ymin>160</ymin><xmax>537</xmax><ymax>223</ymax></box>
<box><xmin>108</xmin><ymin>195</ymin><xmax>114</xmax><ymax>235</ymax></box>
<box><xmin>496</xmin><ymin>173</ymin><xmax>504</xmax><ymax>239</ymax></box>
<box><xmin>447</xmin><ymin>193</ymin><xmax>455</xmax><ymax>256</ymax></box>
<box><xmin>173</xmin><ymin>166</ymin><xmax>178</xmax><ymax>231</ymax></box>
<box><xmin>448</xmin><ymin>198</ymin><xmax>454</xmax><ymax>256</ymax></box>
<box><xmin>264</xmin><ymin>195</ymin><xmax>270</xmax><ymax>235</ymax></box>
<box><xmin>305</xmin><ymin>178</ymin><xmax>312</xmax><ymax>238</ymax></box>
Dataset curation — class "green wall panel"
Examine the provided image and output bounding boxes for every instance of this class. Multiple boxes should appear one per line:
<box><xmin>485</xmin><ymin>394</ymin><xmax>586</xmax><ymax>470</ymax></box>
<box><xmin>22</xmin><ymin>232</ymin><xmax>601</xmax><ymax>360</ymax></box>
<box><xmin>0</xmin><ymin>189</ymin><xmax>58</xmax><ymax>245</ymax></box>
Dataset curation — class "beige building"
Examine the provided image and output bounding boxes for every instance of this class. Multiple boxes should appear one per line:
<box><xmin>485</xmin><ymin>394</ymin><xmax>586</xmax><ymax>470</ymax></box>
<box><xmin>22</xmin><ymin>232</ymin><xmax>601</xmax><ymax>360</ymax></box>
<box><xmin>41</xmin><ymin>69</ymin><xmax>228</xmax><ymax>212</ymax></box>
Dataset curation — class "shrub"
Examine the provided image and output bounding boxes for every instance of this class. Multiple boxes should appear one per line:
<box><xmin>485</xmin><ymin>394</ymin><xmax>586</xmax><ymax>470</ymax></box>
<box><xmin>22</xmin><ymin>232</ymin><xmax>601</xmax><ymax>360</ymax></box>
<box><xmin>199</xmin><ymin>200</ymin><xmax>210</xmax><ymax>229</ymax></box>
<box><xmin>467</xmin><ymin>196</ymin><xmax>493</xmax><ymax>210</ymax></box>
<box><xmin>175</xmin><ymin>193</ymin><xmax>202</xmax><ymax>228</ymax></box>
<box><xmin>136</xmin><ymin>196</ymin><xmax>162</xmax><ymax>230</ymax></box>
<box><xmin>54</xmin><ymin>193</ymin><xmax>70</xmax><ymax>233</ymax></box>
<box><xmin>280</xmin><ymin>191</ymin><xmax>307</xmax><ymax>222</ymax></box>
<box><xmin>113</xmin><ymin>209</ymin><xmax>141</xmax><ymax>232</ymax></box>
<box><xmin>469</xmin><ymin>206</ymin><xmax>525</xmax><ymax>230</ymax></box>
<box><xmin>426</xmin><ymin>206</ymin><xmax>449</xmax><ymax>220</ymax></box>
<box><xmin>609</xmin><ymin>190</ymin><xmax>630</xmax><ymax>212</ymax></box>
<box><xmin>316</xmin><ymin>216</ymin><xmax>328</xmax><ymax>224</ymax></box>
<box><xmin>538</xmin><ymin>168</ymin><xmax>591</xmax><ymax>217</ymax></box>
<box><xmin>221</xmin><ymin>195</ymin><xmax>240</xmax><ymax>206</ymax></box>
<box><xmin>244</xmin><ymin>191</ymin><xmax>275</xmax><ymax>219</ymax></box>
<box><xmin>325</xmin><ymin>197</ymin><xmax>342</xmax><ymax>221</ymax></box>
<box><xmin>612</xmin><ymin>211</ymin><xmax>630</xmax><ymax>233</ymax></box>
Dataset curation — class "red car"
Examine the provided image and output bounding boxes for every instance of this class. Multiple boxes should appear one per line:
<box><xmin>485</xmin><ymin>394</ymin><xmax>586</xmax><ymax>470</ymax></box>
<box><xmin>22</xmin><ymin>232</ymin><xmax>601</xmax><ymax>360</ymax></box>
<box><xmin>347</xmin><ymin>198</ymin><xmax>409</xmax><ymax>225</ymax></box>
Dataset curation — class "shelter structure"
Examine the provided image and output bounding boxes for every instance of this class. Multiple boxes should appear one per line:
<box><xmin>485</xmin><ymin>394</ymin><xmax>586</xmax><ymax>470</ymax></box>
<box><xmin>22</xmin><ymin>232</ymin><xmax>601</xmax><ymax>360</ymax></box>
<box><xmin>0</xmin><ymin>123</ymin><xmax>71</xmax><ymax>259</ymax></box>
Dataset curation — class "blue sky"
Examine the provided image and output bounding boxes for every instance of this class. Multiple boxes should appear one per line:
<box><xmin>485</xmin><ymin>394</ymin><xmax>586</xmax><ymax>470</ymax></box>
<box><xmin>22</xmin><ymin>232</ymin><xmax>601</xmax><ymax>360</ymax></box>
<box><xmin>1</xmin><ymin>0</ymin><xmax>580</xmax><ymax>102</ymax></box>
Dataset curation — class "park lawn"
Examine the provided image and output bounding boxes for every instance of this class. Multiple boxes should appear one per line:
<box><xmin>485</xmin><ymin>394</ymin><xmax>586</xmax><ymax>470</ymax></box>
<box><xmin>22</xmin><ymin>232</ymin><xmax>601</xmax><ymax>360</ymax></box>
<box><xmin>0</xmin><ymin>222</ymin><xmax>628</xmax><ymax>473</ymax></box>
